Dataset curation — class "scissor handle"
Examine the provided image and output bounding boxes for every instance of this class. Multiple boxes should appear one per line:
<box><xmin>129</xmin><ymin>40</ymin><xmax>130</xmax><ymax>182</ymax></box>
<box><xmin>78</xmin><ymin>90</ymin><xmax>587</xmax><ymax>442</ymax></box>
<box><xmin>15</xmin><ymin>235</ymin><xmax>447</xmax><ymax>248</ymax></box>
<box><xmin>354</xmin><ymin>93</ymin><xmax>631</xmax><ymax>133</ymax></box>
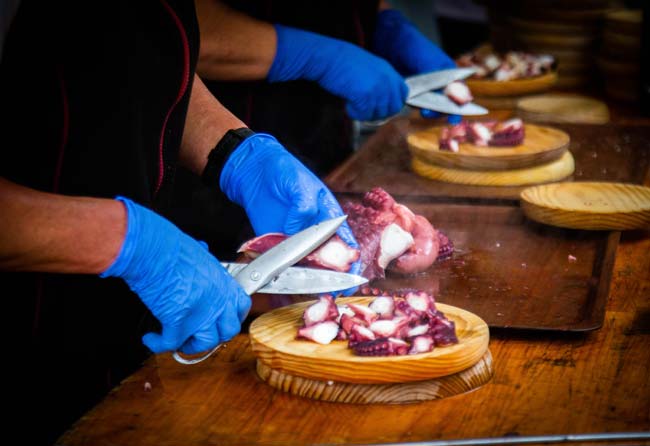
<box><xmin>172</xmin><ymin>343</ymin><xmax>223</xmax><ymax>365</ymax></box>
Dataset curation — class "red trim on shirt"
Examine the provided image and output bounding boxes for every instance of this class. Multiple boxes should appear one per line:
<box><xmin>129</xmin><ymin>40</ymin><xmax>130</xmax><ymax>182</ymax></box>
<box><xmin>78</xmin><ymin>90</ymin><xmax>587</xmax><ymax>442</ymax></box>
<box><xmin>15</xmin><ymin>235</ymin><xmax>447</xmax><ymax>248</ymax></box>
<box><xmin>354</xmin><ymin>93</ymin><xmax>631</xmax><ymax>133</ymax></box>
<box><xmin>155</xmin><ymin>0</ymin><xmax>191</xmax><ymax>196</ymax></box>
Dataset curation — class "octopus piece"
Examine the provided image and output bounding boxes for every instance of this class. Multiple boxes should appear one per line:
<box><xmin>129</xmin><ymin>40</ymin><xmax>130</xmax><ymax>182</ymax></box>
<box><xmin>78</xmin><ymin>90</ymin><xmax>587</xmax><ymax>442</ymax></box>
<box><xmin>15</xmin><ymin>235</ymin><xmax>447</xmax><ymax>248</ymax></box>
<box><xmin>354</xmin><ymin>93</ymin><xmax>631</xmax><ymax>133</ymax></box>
<box><xmin>437</xmin><ymin>231</ymin><xmax>454</xmax><ymax>260</ymax></box>
<box><xmin>409</xmin><ymin>335</ymin><xmax>435</xmax><ymax>354</ymax></box>
<box><xmin>467</xmin><ymin>122</ymin><xmax>492</xmax><ymax>146</ymax></box>
<box><xmin>443</xmin><ymin>81</ymin><xmax>473</xmax><ymax>106</ymax></box>
<box><xmin>296</xmin><ymin>321</ymin><xmax>339</xmax><ymax>345</ymax></box>
<box><xmin>388</xmin><ymin>215</ymin><xmax>440</xmax><ymax>275</ymax></box>
<box><xmin>490</xmin><ymin>118</ymin><xmax>525</xmax><ymax>147</ymax></box>
<box><xmin>348</xmin><ymin>324</ymin><xmax>377</xmax><ymax>345</ymax></box>
<box><xmin>404</xmin><ymin>290</ymin><xmax>436</xmax><ymax>313</ymax></box>
<box><xmin>238</xmin><ymin>233</ymin><xmax>359</xmax><ymax>272</ymax></box>
<box><xmin>351</xmin><ymin>337</ymin><xmax>410</xmax><ymax>356</ymax></box>
<box><xmin>439</xmin><ymin>135</ymin><xmax>459</xmax><ymax>153</ymax></box>
<box><xmin>347</xmin><ymin>303</ymin><xmax>379</xmax><ymax>325</ymax></box>
<box><xmin>368</xmin><ymin>295</ymin><xmax>395</xmax><ymax>319</ymax></box>
<box><xmin>369</xmin><ymin>317</ymin><xmax>408</xmax><ymax>338</ymax></box>
<box><xmin>303</xmin><ymin>295</ymin><xmax>339</xmax><ymax>326</ymax></box>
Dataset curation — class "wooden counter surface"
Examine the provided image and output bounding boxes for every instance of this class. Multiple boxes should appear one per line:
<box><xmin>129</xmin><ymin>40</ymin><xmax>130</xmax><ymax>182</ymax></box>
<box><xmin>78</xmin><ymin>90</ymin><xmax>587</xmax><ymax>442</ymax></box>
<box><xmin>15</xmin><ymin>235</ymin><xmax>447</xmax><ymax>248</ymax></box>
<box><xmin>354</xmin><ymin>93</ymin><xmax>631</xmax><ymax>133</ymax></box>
<box><xmin>58</xmin><ymin>116</ymin><xmax>650</xmax><ymax>446</ymax></box>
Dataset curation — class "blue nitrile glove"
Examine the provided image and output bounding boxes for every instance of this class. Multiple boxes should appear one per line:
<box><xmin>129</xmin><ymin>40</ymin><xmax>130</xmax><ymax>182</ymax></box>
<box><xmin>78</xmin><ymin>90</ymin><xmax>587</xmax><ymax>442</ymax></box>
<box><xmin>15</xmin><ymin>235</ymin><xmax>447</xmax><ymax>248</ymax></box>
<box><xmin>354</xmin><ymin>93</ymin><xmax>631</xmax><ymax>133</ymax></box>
<box><xmin>373</xmin><ymin>9</ymin><xmax>460</xmax><ymax>124</ymax></box>
<box><xmin>220</xmin><ymin>133</ymin><xmax>361</xmax><ymax>295</ymax></box>
<box><xmin>100</xmin><ymin>197</ymin><xmax>251</xmax><ymax>354</ymax></box>
<box><xmin>268</xmin><ymin>24</ymin><xmax>408</xmax><ymax>122</ymax></box>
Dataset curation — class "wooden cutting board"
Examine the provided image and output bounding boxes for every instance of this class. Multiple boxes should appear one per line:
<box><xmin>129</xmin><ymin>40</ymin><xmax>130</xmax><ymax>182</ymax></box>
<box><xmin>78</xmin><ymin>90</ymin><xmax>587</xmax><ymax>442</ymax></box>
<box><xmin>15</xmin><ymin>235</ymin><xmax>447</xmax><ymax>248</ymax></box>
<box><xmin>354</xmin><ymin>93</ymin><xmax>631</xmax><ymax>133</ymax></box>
<box><xmin>407</xmin><ymin>123</ymin><xmax>569</xmax><ymax>171</ymax></box>
<box><xmin>411</xmin><ymin>151</ymin><xmax>575</xmax><ymax>186</ymax></box>
<box><xmin>520</xmin><ymin>182</ymin><xmax>650</xmax><ymax>230</ymax></box>
<box><xmin>249</xmin><ymin>296</ymin><xmax>490</xmax><ymax>385</ymax></box>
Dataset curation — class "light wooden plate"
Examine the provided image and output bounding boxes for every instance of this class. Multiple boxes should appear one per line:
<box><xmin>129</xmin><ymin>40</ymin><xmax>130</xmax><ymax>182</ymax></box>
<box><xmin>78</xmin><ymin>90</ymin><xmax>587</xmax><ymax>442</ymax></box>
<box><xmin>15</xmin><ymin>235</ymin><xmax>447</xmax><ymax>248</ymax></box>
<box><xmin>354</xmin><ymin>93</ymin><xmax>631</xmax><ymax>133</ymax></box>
<box><xmin>520</xmin><ymin>182</ymin><xmax>650</xmax><ymax>230</ymax></box>
<box><xmin>466</xmin><ymin>71</ymin><xmax>558</xmax><ymax>97</ymax></box>
<box><xmin>407</xmin><ymin>123</ymin><xmax>569</xmax><ymax>171</ymax></box>
<box><xmin>411</xmin><ymin>151</ymin><xmax>574</xmax><ymax>187</ymax></box>
<box><xmin>517</xmin><ymin>94</ymin><xmax>610</xmax><ymax>124</ymax></box>
<box><xmin>249</xmin><ymin>296</ymin><xmax>490</xmax><ymax>384</ymax></box>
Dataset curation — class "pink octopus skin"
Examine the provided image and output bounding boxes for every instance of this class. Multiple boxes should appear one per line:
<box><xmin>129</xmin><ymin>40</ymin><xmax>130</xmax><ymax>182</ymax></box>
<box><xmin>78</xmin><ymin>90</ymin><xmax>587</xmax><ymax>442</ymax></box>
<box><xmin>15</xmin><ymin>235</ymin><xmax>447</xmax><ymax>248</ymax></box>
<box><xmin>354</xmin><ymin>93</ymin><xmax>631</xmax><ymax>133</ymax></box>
<box><xmin>388</xmin><ymin>216</ymin><xmax>440</xmax><ymax>275</ymax></box>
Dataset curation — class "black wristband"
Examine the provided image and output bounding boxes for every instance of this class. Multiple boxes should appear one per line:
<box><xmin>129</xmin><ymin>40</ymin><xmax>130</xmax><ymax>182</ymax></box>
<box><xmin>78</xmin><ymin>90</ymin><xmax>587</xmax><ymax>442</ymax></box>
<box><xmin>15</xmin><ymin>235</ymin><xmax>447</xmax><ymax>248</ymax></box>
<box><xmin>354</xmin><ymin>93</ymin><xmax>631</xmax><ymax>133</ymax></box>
<box><xmin>201</xmin><ymin>127</ymin><xmax>255</xmax><ymax>188</ymax></box>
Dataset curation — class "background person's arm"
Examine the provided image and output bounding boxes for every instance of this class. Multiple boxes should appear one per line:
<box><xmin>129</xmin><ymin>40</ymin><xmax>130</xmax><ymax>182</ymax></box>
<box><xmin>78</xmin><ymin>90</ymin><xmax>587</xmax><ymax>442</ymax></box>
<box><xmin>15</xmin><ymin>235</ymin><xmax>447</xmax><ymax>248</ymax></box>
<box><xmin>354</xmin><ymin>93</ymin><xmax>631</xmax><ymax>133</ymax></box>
<box><xmin>195</xmin><ymin>0</ymin><xmax>276</xmax><ymax>81</ymax></box>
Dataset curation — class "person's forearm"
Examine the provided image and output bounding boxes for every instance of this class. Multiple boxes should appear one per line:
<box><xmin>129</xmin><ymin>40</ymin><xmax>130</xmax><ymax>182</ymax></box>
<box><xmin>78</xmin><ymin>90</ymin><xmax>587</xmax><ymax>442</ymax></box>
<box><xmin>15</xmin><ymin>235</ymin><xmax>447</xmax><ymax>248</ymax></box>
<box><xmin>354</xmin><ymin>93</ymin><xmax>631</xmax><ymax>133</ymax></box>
<box><xmin>179</xmin><ymin>74</ymin><xmax>246</xmax><ymax>177</ymax></box>
<box><xmin>195</xmin><ymin>0</ymin><xmax>276</xmax><ymax>80</ymax></box>
<box><xmin>0</xmin><ymin>177</ymin><xmax>126</xmax><ymax>273</ymax></box>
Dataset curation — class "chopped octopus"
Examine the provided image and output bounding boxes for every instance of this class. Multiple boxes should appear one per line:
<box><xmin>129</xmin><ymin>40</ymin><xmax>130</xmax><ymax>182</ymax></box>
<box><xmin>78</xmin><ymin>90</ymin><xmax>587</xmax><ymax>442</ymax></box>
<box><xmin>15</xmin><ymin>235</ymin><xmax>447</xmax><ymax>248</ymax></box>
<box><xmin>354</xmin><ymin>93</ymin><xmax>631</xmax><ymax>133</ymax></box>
<box><xmin>456</xmin><ymin>50</ymin><xmax>556</xmax><ymax>81</ymax></box>
<box><xmin>237</xmin><ymin>188</ymin><xmax>454</xmax><ymax>283</ymax></box>
<box><xmin>438</xmin><ymin>118</ymin><xmax>525</xmax><ymax>151</ymax></box>
<box><xmin>296</xmin><ymin>291</ymin><xmax>458</xmax><ymax>356</ymax></box>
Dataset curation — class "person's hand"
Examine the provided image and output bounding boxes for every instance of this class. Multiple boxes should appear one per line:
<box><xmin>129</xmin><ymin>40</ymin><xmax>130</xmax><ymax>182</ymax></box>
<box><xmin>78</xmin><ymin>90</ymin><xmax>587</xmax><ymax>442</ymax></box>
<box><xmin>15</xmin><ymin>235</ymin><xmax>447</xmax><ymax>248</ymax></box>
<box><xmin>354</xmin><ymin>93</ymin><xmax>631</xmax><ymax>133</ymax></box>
<box><xmin>100</xmin><ymin>197</ymin><xmax>251</xmax><ymax>354</ymax></box>
<box><xmin>268</xmin><ymin>25</ymin><xmax>408</xmax><ymax>122</ymax></box>
<box><xmin>372</xmin><ymin>9</ymin><xmax>459</xmax><ymax>123</ymax></box>
<box><xmin>220</xmin><ymin>133</ymin><xmax>361</xmax><ymax>293</ymax></box>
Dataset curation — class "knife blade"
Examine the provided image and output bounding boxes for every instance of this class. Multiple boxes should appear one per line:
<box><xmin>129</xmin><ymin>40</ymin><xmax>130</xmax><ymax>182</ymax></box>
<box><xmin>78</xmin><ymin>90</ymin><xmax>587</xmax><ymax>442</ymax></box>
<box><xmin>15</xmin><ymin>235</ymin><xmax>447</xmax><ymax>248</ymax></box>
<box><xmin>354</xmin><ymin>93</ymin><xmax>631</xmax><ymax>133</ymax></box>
<box><xmin>222</xmin><ymin>262</ymin><xmax>367</xmax><ymax>294</ymax></box>
<box><xmin>406</xmin><ymin>91</ymin><xmax>488</xmax><ymax>116</ymax></box>
<box><xmin>233</xmin><ymin>215</ymin><xmax>348</xmax><ymax>295</ymax></box>
<box><xmin>405</xmin><ymin>67</ymin><xmax>477</xmax><ymax>99</ymax></box>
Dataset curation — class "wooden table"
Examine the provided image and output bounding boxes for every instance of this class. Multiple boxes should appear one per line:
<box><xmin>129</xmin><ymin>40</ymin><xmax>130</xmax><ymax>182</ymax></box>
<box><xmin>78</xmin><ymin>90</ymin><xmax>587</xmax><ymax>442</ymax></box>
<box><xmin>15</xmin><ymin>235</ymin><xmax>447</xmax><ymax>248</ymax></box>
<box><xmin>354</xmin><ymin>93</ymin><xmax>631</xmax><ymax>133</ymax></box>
<box><xmin>58</xmin><ymin>116</ymin><xmax>650</xmax><ymax>446</ymax></box>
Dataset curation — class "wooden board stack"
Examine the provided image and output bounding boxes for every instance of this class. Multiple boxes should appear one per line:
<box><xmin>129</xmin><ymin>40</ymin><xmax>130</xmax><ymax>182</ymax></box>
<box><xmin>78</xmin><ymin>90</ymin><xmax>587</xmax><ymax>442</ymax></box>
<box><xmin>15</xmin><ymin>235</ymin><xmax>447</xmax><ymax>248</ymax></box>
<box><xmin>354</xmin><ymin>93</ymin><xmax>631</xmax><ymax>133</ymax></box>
<box><xmin>407</xmin><ymin>123</ymin><xmax>575</xmax><ymax>186</ymax></box>
<box><xmin>597</xmin><ymin>9</ymin><xmax>642</xmax><ymax>103</ymax></box>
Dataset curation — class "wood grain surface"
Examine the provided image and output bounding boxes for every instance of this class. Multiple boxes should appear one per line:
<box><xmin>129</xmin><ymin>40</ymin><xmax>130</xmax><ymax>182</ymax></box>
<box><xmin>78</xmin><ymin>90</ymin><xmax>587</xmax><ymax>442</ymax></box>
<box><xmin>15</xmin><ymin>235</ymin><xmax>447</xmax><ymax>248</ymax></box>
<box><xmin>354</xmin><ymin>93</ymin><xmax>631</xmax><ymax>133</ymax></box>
<box><xmin>249</xmin><ymin>298</ymin><xmax>489</xmax><ymax>384</ymax></box>
<box><xmin>411</xmin><ymin>150</ymin><xmax>575</xmax><ymax>186</ymax></box>
<box><xmin>520</xmin><ymin>182</ymin><xmax>650</xmax><ymax>230</ymax></box>
<box><xmin>516</xmin><ymin>94</ymin><xmax>610</xmax><ymax>124</ymax></box>
<box><xmin>255</xmin><ymin>350</ymin><xmax>494</xmax><ymax>404</ymax></box>
<box><xmin>56</xmin><ymin>231</ymin><xmax>650</xmax><ymax>446</ymax></box>
<box><xmin>407</xmin><ymin>123</ymin><xmax>569</xmax><ymax>171</ymax></box>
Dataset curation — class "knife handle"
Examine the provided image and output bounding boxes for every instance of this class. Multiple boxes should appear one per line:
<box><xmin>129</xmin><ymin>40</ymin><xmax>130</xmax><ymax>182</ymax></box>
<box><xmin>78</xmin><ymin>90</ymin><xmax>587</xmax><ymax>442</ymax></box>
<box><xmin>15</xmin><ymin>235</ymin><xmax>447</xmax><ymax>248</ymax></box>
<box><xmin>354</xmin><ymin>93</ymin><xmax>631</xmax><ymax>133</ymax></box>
<box><xmin>172</xmin><ymin>343</ymin><xmax>223</xmax><ymax>365</ymax></box>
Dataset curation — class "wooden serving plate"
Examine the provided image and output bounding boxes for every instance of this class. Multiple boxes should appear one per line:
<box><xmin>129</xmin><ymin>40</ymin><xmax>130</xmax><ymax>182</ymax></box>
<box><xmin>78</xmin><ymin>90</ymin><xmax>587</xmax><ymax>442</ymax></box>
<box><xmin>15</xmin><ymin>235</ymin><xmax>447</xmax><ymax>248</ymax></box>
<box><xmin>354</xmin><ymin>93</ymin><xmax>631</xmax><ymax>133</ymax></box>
<box><xmin>249</xmin><ymin>296</ymin><xmax>490</xmax><ymax>385</ymax></box>
<box><xmin>516</xmin><ymin>94</ymin><xmax>610</xmax><ymax>124</ymax></box>
<box><xmin>407</xmin><ymin>123</ymin><xmax>569</xmax><ymax>171</ymax></box>
<box><xmin>520</xmin><ymin>181</ymin><xmax>650</xmax><ymax>230</ymax></box>
<box><xmin>411</xmin><ymin>151</ymin><xmax>575</xmax><ymax>187</ymax></box>
<box><xmin>466</xmin><ymin>71</ymin><xmax>558</xmax><ymax>97</ymax></box>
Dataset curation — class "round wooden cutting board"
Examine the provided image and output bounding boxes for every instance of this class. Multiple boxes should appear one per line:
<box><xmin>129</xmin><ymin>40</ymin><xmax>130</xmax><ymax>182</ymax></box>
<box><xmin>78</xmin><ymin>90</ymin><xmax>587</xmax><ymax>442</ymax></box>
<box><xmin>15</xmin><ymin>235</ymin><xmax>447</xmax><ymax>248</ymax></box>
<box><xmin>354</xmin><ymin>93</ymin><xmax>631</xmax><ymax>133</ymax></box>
<box><xmin>249</xmin><ymin>296</ymin><xmax>490</xmax><ymax>385</ymax></box>
<box><xmin>520</xmin><ymin>182</ymin><xmax>650</xmax><ymax>230</ymax></box>
<box><xmin>407</xmin><ymin>124</ymin><xmax>570</xmax><ymax>171</ymax></box>
<box><xmin>411</xmin><ymin>151</ymin><xmax>574</xmax><ymax>187</ymax></box>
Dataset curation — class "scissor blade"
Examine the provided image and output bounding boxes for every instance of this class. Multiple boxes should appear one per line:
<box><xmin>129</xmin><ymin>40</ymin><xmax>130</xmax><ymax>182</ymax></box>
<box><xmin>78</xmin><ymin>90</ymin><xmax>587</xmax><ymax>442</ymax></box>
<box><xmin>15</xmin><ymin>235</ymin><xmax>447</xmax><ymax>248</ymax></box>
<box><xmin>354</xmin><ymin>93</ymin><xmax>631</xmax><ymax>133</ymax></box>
<box><xmin>406</xmin><ymin>67</ymin><xmax>477</xmax><ymax>99</ymax></box>
<box><xmin>233</xmin><ymin>216</ymin><xmax>347</xmax><ymax>295</ymax></box>
<box><xmin>222</xmin><ymin>263</ymin><xmax>367</xmax><ymax>294</ymax></box>
<box><xmin>406</xmin><ymin>91</ymin><xmax>488</xmax><ymax>116</ymax></box>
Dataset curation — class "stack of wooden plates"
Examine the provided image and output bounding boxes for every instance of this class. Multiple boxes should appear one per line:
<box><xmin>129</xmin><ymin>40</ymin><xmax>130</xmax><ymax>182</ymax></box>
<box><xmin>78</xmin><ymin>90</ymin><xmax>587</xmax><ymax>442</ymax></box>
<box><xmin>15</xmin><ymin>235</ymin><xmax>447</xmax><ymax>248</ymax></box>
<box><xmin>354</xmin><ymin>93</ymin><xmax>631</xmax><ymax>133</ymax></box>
<box><xmin>597</xmin><ymin>9</ymin><xmax>642</xmax><ymax>103</ymax></box>
<box><xmin>516</xmin><ymin>94</ymin><xmax>610</xmax><ymax>124</ymax></box>
<box><xmin>407</xmin><ymin>123</ymin><xmax>574</xmax><ymax>187</ymax></box>
<box><xmin>482</xmin><ymin>0</ymin><xmax>616</xmax><ymax>89</ymax></box>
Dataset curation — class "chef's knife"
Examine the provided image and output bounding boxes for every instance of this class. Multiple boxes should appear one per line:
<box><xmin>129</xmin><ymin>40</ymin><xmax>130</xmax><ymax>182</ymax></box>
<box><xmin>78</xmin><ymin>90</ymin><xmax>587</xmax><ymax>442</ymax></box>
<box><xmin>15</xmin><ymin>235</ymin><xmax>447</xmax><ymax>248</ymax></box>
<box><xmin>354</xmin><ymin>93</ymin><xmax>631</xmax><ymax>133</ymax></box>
<box><xmin>173</xmin><ymin>215</ymin><xmax>366</xmax><ymax>364</ymax></box>
<box><xmin>405</xmin><ymin>67</ymin><xmax>478</xmax><ymax>99</ymax></box>
<box><xmin>362</xmin><ymin>67</ymin><xmax>486</xmax><ymax>126</ymax></box>
<box><xmin>221</xmin><ymin>262</ymin><xmax>367</xmax><ymax>295</ymax></box>
<box><xmin>406</xmin><ymin>91</ymin><xmax>488</xmax><ymax>116</ymax></box>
